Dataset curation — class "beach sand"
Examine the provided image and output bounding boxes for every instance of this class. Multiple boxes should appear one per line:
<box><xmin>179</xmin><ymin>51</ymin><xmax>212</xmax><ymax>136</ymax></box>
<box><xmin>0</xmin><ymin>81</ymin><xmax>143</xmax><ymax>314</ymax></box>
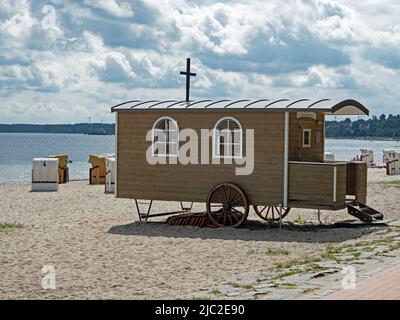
<box><xmin>0</xmin><ymin>168</ymin><xmax>399</xmax><ymax>299</ymax></box>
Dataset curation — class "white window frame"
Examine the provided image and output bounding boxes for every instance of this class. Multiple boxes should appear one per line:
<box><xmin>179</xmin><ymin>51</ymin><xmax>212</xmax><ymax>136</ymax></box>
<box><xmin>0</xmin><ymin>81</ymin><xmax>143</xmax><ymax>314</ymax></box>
<box><xmin>302</xmin><ymin>129</ymin><xmax>312</xmax><ymax>148</ymax></box>
<box><xmin>151</xmin><ymin>116</ymin><xmax>179</xmax><ymax>157</ymax></box>
<box><xmin>213</xmin><ymin>116</ymin><xmax>243</xmax><ymax>159</ymax></box>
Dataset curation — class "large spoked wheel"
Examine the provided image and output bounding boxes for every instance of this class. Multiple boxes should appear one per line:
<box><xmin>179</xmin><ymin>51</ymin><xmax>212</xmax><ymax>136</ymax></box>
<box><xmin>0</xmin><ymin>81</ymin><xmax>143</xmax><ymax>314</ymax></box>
<box><xmin>253</xmin><ymin>205</ymin><xmax>291</xmax><ymax>222</ymax></box>
<box><xmin>206</xmin><ymin>183</ymin><xmax>249</xmax><ymax>228</ymax></box>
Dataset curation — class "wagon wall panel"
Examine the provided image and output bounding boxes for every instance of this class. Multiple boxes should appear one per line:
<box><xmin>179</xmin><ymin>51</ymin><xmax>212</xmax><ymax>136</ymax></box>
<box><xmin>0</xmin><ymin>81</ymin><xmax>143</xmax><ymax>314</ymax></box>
<box><xmin>117</xmin><ymin>111</ymin><xmax>286</xmax><ymax>205</ymax></box>
<box><xmin>288</xmin><ymin>162</ymin><xmax>346</xmax><ymax>209</ymax></box>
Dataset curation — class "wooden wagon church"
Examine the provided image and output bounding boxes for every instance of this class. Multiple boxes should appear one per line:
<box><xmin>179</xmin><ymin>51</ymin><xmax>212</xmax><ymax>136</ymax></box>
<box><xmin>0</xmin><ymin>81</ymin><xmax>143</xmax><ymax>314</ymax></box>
<box><xmin>110</xmin><ymin>58</ymin><xmax>382</xmax><ymax>227</ymax></box>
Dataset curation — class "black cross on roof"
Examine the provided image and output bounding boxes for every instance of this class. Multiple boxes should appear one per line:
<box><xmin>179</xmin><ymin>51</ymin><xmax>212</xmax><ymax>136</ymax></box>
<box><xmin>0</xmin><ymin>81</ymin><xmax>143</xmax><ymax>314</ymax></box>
<box><xmin>180</xmin><ymin>58</ymin><xmax>196</xmax><ymax>102</ymax></box>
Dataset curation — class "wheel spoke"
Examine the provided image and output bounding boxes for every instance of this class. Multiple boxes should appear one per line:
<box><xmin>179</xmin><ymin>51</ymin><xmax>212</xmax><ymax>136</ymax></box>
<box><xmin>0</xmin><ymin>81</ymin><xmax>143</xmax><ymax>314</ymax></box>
<box><xmin>212</xmin><ymin>208</ymin><xmax>223</xmax><ymax>214</ymax></box>
<box><xmin>222</xmin><ymin>186</ymin><xmax>229</xmax><ymax>203</ymax></box>
<box><xmin>258</xmin><ymin>206</ymin><xmax>267</xmax><ymax>214</ymax></box>
<box><xmin>265</xmin><ymin>206</ymin><xmax>271</xmax><ymax>218</ymax></box>
<box><xmin>231</xmin><ymin>213</ymin><xmax>241</xmax><ymax>223</ymax></box>
<box><xmin>230</xmin><ymin>210</ymin><xmax>240</xmax><ymax>223</ymax></box>
<box><xmin>222</xmin><ymin>210</ymin><xmax>228</xmax><ymax>225</ymax></box>
<box><xmin>227</xmin><ymin>210</ymin><xmax>234</xmax><ymax>226</ymax></box>
<box><xmin>230</xmin><ymin>195</ymin><xmax>242</xmax><ymax>207</ymax></box>
<box><xmin>229</xmin><ymin>190</ymin><xmax>239</xmax><ymax>204</ymax></box>
<box><xmin>215</xmin><ymin>210</ymin><xmax>224</xmax><ymax>222</ymax></box>
<box><xmin>214</xmin><ymin>189</ymin><xmax>225</xmax><ymax>203</ymax></box>
<box><xmin>232</xmin><ymin>208</ymin><xmax>244</xmax><ymax>219</ymax></box>
<box><xmin>232</xmin><ymin>205</ymin><xmax>245</xmax><ymax>214</ymax></box>
<box><xmin>253</xmin><ymin>205</ymin><xmax>291</xmax><ymax>222</ymax></box>
<box><xmin>276</xmin><ymin>206</ymin><xmax>281</xmax><ymax>219</ymax></box>
<box><xmin>226</xmin><ymin>186</ymin><xmax>232</xmax><ymax>204</ymax></box>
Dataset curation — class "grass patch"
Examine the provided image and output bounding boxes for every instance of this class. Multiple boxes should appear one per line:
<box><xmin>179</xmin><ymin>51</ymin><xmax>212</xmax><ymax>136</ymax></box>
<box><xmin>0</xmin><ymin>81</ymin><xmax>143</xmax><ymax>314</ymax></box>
<box><xmin>303</xmin><ymin>287</ymin><xmax>319</xmax><ymax>295</ymax></box>
<box><xmin>279</xmin><ymin>283</ymin><xmax>297</xmax><ymax>289</ymax></box>
<box><xmin>229</xmin><ymin>282</ymin><xmax>254</xmax><ymax>290</ymax></box>
<box><xmin>382</xmin><ymin>236</ymin><xmax>395</xmax><ymax>244</ymax></box>
<box><xmin>274</xmin><ymin>262</ymin><xmax>330</xmax><ymax>281</ymax></box>
<box><xmin>274</xmin><ymin>244</ymin><xmax>346</xmax><ymax>275</ymax></box>
<box><xmin>293</xmin><ymin>215</ymin><xmax>307</xmax><ymax>225</ymax></box>
<box><xmin>320</xmin><ymin>246</ymin><xmax>345</xmax><ymax>263</ymax></box>
<box><xmin>274</xmin><ymin>269</ymin><xmax>303</xmax><ymax>280</ymax></box>
<box><xmin>211</xmin><ymin>288</ymin><xmax>221</xmax><ymax>295</ymax></box>
<box><xmin>369</xmin><ymin>236</ymin><xmax>395</xmax><ymax>247</ymax></box>
<box><xmin>320</xmin><ymin>253</ymin><xmax>339</xmax><ymax>262</ymax></box>
<box><xmin>326</xmin><ymin>243</ymin><xmax>352</xmax><ymax>254</ymax></box>
<box><xmin>0</xmin><ymin>223</ymin><xmax>23</xmax><ymax>232</ymax></box>
<box><xmin>304</xmin><ymin>263</ymin><xmax>330</xmax><ymax>272</ymax></box>
<box><xmin>276</xmin><ymin>256</ymin><xmax>322</xmax><ymax>270</ymax></box>
<box><xmin>388</xmin><ymin>242</ymin><xmax>400</xmax><ymax>251</ymax></box>
<box><xmin>342</xmin><ymin>246</ymin><xmax>362</xmax><ymax>257</ymax></box>
<box><xmin>241</xmin><ymin>284</ymin><xmax>254</xmax><ymax>290</ymax></box>
<box><xmin>344</xmin><ymin>247</ymin><xmax>358</xmax><ymax>253</ymax></box>
<box><xmin>266</xmin><ymin>248</ymin><xmax>289</xmax><ymax>256</ymax></box>
<box><xmin>267</xmin><ymin>233</ymin><xmax>400</xmax><ymax>284</ymax></box>
<box><xmin>192</xmin><ymin>296</ymin><xmax>210</xmax><ymax>300</ymax></box>
<box><xmin>385</xmin><ymin>227</ymin><xmax>393</xmax><ymax>234</ymax></box>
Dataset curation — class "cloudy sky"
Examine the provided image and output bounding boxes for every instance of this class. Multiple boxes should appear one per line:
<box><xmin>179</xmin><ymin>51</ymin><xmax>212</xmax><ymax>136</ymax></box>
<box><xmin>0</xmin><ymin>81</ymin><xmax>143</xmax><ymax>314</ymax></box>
<box><xmin>0</xmin><ymin>0</ymin><xmax>399</xmax><ymax>123</ymax></box>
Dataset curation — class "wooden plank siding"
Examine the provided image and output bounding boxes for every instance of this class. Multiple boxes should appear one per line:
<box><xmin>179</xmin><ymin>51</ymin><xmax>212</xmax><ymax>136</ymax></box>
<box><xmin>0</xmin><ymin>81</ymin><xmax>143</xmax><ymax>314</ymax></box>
<box><xmin>288</xmin><ymin>162</ymin><xmax>347</xmax><ymax>210</ymax></box>
<box><xmin>346</xmin><ymin>162</ymin><xmax>367</xmax><ymax>204</ymax></box>
<box><xmin>355</xmin><ymin>163</ymin><xmax>367</xmax><ymax>204</ymax></box>
<box><xmin>116</xmin><ymin>110</ymin><xmax>340</xmax><ymax>209</ymax></box>
<box><xmin>117</xmin><ymin>111</ymin><xmax>286</xmax><ymax>206</ymax></box>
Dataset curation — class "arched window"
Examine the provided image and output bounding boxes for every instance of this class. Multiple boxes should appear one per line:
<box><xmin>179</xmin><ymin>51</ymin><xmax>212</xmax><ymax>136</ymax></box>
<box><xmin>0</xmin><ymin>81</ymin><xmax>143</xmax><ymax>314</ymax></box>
<box><xmin>213</xmin><ymin>117</ymin><xmax>243</xmax><ymax>158</ymax></box>
<box><xmin>152</xmin><ymin>117</ymin><xmax>179</xmax><ymax>156</ymax></box>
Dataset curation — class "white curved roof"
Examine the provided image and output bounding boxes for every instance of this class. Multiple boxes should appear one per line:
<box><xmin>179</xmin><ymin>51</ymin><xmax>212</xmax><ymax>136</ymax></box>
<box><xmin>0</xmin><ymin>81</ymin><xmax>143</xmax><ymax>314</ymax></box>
<box><xmin>111</xmin><ymin>99</ymin><xmax>369</xmax><ymax>115</ymax></box>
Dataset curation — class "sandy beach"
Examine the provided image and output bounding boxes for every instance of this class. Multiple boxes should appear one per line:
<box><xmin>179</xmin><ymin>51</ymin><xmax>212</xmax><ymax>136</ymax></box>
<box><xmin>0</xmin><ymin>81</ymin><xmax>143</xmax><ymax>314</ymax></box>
<box><xmin>0</xmin><ymin>168</ymin><xmax>399</xmax><ymax>299</ymax></box>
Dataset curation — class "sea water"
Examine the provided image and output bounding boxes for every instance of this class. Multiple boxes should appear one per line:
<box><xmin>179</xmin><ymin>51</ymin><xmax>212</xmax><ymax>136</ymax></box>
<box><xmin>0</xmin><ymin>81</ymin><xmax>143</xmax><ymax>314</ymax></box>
<box><xmin>0</xmin><ymin>133</ymin><xmax>399</xmax><ymax>182</ymax></box>
<box><xmin>0</xmin><ymin>133</ymin><xmax>114</xmax><ymax>182</ymax></box>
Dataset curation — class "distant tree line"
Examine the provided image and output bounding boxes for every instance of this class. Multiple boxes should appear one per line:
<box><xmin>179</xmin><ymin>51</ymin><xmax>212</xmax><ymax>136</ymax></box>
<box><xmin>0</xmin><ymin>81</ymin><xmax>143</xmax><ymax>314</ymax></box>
<box><xmin>1</xmin><ymin>114</ymin><xmax>399</xmax><ymax>138</ymax></box>
<box><xmin>0</xmin><ymin>123</ymin><xmax>115</xmax><ymax>135</ymax></box>
<box><xmin>326</xmin><ymin>114</ymin><xmax>400</xmax><ymax>139</ymax></box>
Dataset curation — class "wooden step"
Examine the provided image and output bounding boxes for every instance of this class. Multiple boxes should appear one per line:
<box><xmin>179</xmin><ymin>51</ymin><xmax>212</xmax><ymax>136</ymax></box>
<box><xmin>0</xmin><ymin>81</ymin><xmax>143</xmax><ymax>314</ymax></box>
<box><xmin>369</xmin><ymin>213</ymin><xmax>384</xmax><ymax>220</ymax></box>
<box><xmin>346</xmin><ymin>203</ymin><xmax>383</xmax><ymax>223</ymax></box>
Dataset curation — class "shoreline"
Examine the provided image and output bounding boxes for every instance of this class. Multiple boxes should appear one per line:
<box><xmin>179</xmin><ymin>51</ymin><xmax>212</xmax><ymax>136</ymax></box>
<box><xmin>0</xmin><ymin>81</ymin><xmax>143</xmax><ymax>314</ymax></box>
<box><xmin>326</xmin><ymin>136</ymin><xmax>400</xmax><ymax>142</ymax></box>
<box><xmin>0</xmin><ymin>178</ymin><xmax>89</xmax><ymax>185</ymax></box>
<box><xmin>0</xmin><ymin>132</ymin><xmax>399</xmax><ymax>141</ymax></box>
<box><xmin>0</xmin><ymin>132</ymin><xmax>115</xmax><ymax>136</ymax></box>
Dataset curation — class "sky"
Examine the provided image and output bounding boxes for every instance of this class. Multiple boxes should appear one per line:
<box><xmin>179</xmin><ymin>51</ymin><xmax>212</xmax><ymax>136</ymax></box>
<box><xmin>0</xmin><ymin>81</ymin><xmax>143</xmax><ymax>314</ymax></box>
<box><xmin>0</xmin><ymin>0</ymin><xmax>399</xmax><ymax>124</ymax></box>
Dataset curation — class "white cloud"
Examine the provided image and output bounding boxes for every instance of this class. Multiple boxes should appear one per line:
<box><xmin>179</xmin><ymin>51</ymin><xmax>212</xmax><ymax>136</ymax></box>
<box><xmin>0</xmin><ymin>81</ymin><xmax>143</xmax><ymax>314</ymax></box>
<box><xmin>0</xmin><ymin>0</ymin><xmax>28</xmax><ymax>18</ymax></box>
<box><xmin>0</xmin><ymin>58</ymin><xmax>67</xmax><ymax>92</ymax></box>
<box><xmin>0</xmin><ymin>7</ymin><xmax>34</xmax><ymax>47</ymax></box>
<box><xmin>85</xmin><ymin>0</ymin><xmax>135</xmax><ymax>18</ymax></box>
<box><xmin>1</xmin><ymin>0</ymin><xmax>400</xmax><ymax>123</ymax></box>
<box><xmin>91</xmin><ymin>51</ymin><xmax>135</xmax><ymax>82</ymax></box>
<box><xmin>290</xmin><ymin>65</ymin><xmax>342</xmax><ymax>88</ymax></box>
